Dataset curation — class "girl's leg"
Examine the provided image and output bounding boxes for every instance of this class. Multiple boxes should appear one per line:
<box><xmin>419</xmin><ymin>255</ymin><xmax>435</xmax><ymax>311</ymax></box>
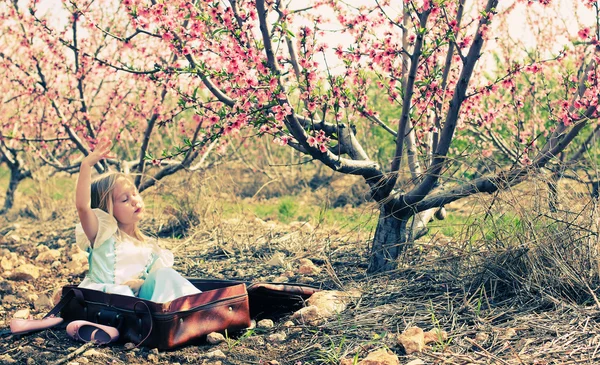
<box><xmin>138</xmin><ymin>267</ymin><xmax>201</xmax><ymax>303</ymax></box>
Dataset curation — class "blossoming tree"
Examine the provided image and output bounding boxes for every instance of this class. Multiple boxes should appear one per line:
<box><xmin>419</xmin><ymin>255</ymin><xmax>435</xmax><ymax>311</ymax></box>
<box><xmin>4</xmin><ymin>0</ymin><xmax>599</xmax><ymax>272</ymax></box>
<box><xmin>0</xmin><ymin>0</ymin><xmax>219</xmax><ymax>213</ymax></box>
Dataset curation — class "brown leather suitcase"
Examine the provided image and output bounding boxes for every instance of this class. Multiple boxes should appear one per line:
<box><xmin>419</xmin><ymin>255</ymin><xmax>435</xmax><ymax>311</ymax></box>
<box><xmin>49</xmin><ymin>279</ymin><xmax>320</xmax><ymax>350</ymax></box>
<box><xmin>57</xmin><ymin>279</ymin><xmax>251</xmax><ymax>350</ymax></box>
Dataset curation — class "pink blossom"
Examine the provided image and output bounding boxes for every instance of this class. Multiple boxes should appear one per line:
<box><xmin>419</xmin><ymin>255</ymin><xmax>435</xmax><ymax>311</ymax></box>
<box><xmin>578</xmin><ymin>27</ymin><xmax>591</xmax><ymax>40</ymax></box>
<box><xmin>307</xmin><ymin>136</ymin><xmax>317</xmax><ymax>147</ymax></box>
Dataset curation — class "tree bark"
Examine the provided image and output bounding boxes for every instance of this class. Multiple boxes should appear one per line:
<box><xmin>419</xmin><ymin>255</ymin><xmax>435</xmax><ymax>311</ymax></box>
<box><xmin>1</xmin><ymin>164</ymin><xmax>31</xmax><ymax>214</ymax></box>
<box><xmin>368</xmin><ymin>203</ymin><xmax>409</xmax><ymax>273</ymax></box>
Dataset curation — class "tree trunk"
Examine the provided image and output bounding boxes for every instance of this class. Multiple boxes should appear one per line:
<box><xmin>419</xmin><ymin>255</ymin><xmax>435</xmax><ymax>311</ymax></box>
<box><xmin>1</xmin><ymin>165</ymin><xmax>29</xmax><ymax>214</ymax></box>
<box><xmin>368</xmin><ymin>205</ymin><xmax>409</xmax><ymax>273</ymax></box>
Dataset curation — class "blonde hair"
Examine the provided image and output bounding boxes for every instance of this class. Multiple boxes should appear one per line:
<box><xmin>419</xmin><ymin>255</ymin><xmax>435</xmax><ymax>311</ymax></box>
<box><xmin>91</xmin><ymin>172</ymin><xmax>145</xmax><ymax>242</ymax></box>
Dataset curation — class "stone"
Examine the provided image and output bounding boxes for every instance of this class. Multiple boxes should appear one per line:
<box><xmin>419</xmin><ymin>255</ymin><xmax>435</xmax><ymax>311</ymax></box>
<box><xmin>147</xmin><ymin>354</ymin><xmax>159</xmax><ymax>363</ymax></box>
<box><xmin>267</xmin><ymin>332</ymin><xmax>286</xmax><ymax>343</ymax></box>
<box><xmin>257</xmin><ymin>319</ymin><xmax>274</xmax><ymax>328</ymax></box>
<box><xmin>26</xmin><ymin>358</ymin><xmax>35</xmax><ymax>365</ymax></box>
<box><xmin>0</xmin><ymin>280</ymin><xmax>14</xmax><ymax>294</ymax></box>
<box><xmin>66</xmin><ymin>260</ymin><xmax>88</xmax><ymax>276</ymax></box>
<box><xmin>405</xmin><ymin>360</ymin><xmax>426</xmax><ymax>365</ymax></box>
<box><xmin>13</xmin><ymin>308</ymin><xmax>30</xmax><ymax>319</ymax></box>
<box><xmin>124</xmin><ymin>342</ymin><xmax>136</xmax><ymax>350</ymax></box>
<box><xmin>475</xmin><ymin>332</ymin><xmax>489</xmax><ymax>342</ymax></box>
<box><xmin>289</xmin><ymin>221</ymin><xmax>314</xmax><ymax>233</ymax></box>
<box><xmin>0</xmin><ymin>354</ymin><xmax>17</xmax><ymax>364</ymax></box>
<box><xmin>82</xmin><ymin>349</ymin><xmax>102</xmax><ymax>357</ymax></box>
<box><xmin>0</xmin><ymin>256</ymin><xmax>14</xmax><ymax>271</ymax></box>
<box><xmin>424</xmin><ymin>328</ymin><xmax>448</xmax><ymax>344</ymax></box>
<box><xmin>35</xmin><ymin>249</ymin><xmax>61</xmax><ymax>263</ymax></box>
<box><xmin>204</xmin><ymin>349</ymin><xmax>226</xmax><ymax>359</ymax></box>
<box><xmin>297</xmin><ymin>276</ymin><xmax>315</xmax><ymax>284</ymax></box>
<box><xmin>306</xmin><ymin>290</ymin><xmax>358</xmax><ymax>317</ymax></box>
<box><xmin>267</xmin><ymin>332</ymin><xmax>287</xmax><ymax>343</ymax></box>
<box><xmin>51</xmin><ymin>261</ymin><xmax>62</xmax><ymax>268</ymax></box>
<box><xmin>291</xmin><ymin>305</ymin><xmax>323</xmax><ymax>326</ymax></box>
<box><xmin>298</xmin><ymin>258</ymin><xmax>321</xmax><ymax>275</ymax></box>
<box><xmin>207</xmin><ymin>332</ymin><xmax>226</xmax><ymax>345</ymax></box>
<box><xmin>266</xmin><ymin>252</ymin><xmax>286</xmax><ymax>267</ymax></box>
<box><xmin>358</xmin><ymin>349</ymin><xmax>400</xmax><ymax>365</ymax></box>
<box><xmin>25</xmin><ymin>293</ymin><xmax>39</xmax><ymax>302</ymax></box>
<box><xmin>10</xmin><ymin>264</ymin><xmax>40</xmax><ymax>281</ymax></box>
<box><xmin>272</xmin><ymin>276</ymin><xmax>289</xmax><ymax>283</ymax></box>
<box><xmin>397</xmin><ymin>327</ymin><xmax>425</xmax><ymax>354</ymax></box>
<box><xmin>34</xmin><ymin>295</ymin><xmax>54</xmax><ymax>311</ymax></box>
<box><xmin>2</xmin><ymin>294</ymin><xmax>18</xmax><ymax>304</ymax></box>
<box><xmin>282</xmin><ymin>321</ymin><xmax>295</xmax><ymax>328</ymax></box>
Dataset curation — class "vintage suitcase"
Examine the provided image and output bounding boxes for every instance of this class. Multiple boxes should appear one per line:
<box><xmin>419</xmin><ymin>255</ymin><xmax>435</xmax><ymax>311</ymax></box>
<box><xmin>47</xmin><ymin>278</ymin><xmax>320</xmax><ymax>350</ymax></box>
<box><xmin>55</xmin><ymin>279</ymin><xmax>251</xmax><ymax>350</ymax></box>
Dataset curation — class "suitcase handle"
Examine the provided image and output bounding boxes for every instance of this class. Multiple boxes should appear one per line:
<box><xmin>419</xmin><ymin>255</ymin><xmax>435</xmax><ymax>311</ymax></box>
<box><xmin>132</xmin><ymin>301</ymin><xmax>153</xmax><ymax>349</ymax></box>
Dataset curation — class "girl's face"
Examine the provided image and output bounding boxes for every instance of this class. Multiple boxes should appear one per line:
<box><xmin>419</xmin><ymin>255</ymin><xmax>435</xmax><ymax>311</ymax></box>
<box><xmin>111</xmin><ymin>177</ymin><xmax>144</xmax><ymax>226</ymax></box>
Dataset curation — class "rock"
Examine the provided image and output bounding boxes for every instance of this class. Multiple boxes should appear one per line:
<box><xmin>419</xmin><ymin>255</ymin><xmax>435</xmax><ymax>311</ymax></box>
<box><xmin>25</xmin><ymin>293</ymin><xmax>39</xmax><ymax>302</ymax></box>
<box><xmin>147</xmin><ymin>354</ymin><xmax>159</xmax><ymax>363</ymax></box>
<box><xmin>124</xmin><ymin>342</ymin><xmax>136</xmax><ymax>350</ymax></box>
<box><xmin>51</xmin><ymin>261</ymin><xmax>62</xmax><ymax>269</ymax></box>
<box><xmin>204</xmin><ymin>349</ymin><xmax>226</xmax><ymax>359</ymax></box>
<box><xmin>257</xmin><ymin>319</ymin><xmax>274</xmax><ymax>328</ymax></box>
<box><xmin>298</xmin><ymin>258</ymin><xmax>321</xmax><ymax>275</ymax></box>
<box><xmin>66</xmin><ymin>260</ymin><xmax>88</xmax><ymax>276</ymax></box>
<box><xmin>475</xmin><ymin>332</ymin><xmax>489</xmax><ymax>342</ymax></box>
<box><xmin>0</xmin><ymin>256</ymin><xmax>14</xmax><ymax>271</ymax></box>
<box><xmin>245</xmin><ymin>336</ymin><xmax>265</xmax><ymax>346</ymax></box>
<box><xmin>266</xmin><ymin>252</ymin><xmax>286</xmax><ymax>267</ymax></box>
<box><xmin>424</xmin><ymin>328</ymin><xmax>448</xmax><ymax>344</ymax></box>
<box><xmin>358</xmin><ymin>348</ymin><xmax>400</xmax><ymax>365</ymax></box>
<box><xmin>263</xmin><ymin>361</ymin><xmax>280</xmax><ymax>365</ymax></box>
<box><xmin>13</xmin><ymin>308</ymin><xmax>30</xmax><ymax>319</ymax></box>
<box><xmin>82</xmin><ymin>349</ymin><xmax>102</xmax><ymax>357</ymax></box>
<box><xmin>397</xmin><ymin>327</ymin><xmax>425</xmax><ymax>354</ymax></box>
<box><xmin>282</xmin><ymin>321</ymin><xmax>295</xmax><ymax>328</ymax></box>
<box><xmin>36</xmin><ymin>249</ymin><xmax>61</xmax><ymax>263</ymax></box>
<box><xmin>71</xmin><ymin>252</ymin><xmax>89</xmax><ymax>265</ymax></box>
<box><xmin>8</xmin><ymin>234</ymin><xmax>20</xmax><ymax>243</ymax></box>
<box><xmin>272</xmin><ymin>276</ymin><xmax>289</xmax><ymax>283</ymax></box>
<box><xmin>26</xmin><ymin>358</ymin><xmax>35</xmax><ymax>365</ymax></box>
<box><xmin>306</xmin><ymin>290</ymin><xmax>358</xmax><ymax>317</ymax></box>
<box><xmin>2</xmin><ymin>294</ymin><xmax>18</xmax><ymax>304</ymax></box>
<box><xmin>150</xmin><ymin>348</ymin><xmax>159</xmax><ymax>355</ymax></box>
<box><xmin>207</xmin><ymin>332</ymin><xmax>226</xmax><ymax>345</ymax></box>
<box><xmin>0</xmin><ymin>354</ymin><xmax>17</xmax><ymax>364</ymax></box>
<box><xmin>289</xmin><ymin>221</ymin><xmax>314</xmax><ymax>233</ymax></box>
<box><xmin>34</xmin><ymin>295</ymin><xmax>53</xmax><ymax>311</ymax></box>
<box><xmin>405</xmin><ymin>360</ymin><xmax>426</xmax><ymax>365</ymax></box>
<box><xmin>502</xmin><ymin>327</ymin><xmax>517</xmax><ymax>339</ymax></box>
<box><xmin>267</xmin><ymin>332</ymin><xmax>286</xmax><ymax>343</ymax></box>
<box><xmin>297</xmin><ymin>276</ymin><xmax>315</xmax><ymax>284</ymax></box>
<box><xmin>340</xmin><ymin>359</ymin><xmax>354</xmax><ymax>365</ymax></box>
<box><xmin>291</xmin><ymin>305</ymin><xmax>323</xmax><ymax>326</ymax></box>
<box><xmin>0</xmin><ymin>280</ymin><xmax>14</xmax><ymax>294</ymax></box>
<box><xmin>10</xmin><ymin>264</ymin><xmax>40</xmax><ymax>281</ymax></box>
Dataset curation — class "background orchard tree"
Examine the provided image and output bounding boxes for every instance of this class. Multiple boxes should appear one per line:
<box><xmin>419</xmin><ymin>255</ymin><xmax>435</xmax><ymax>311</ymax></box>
<box><xmin>0</xmin><ymin>0</ymin><xmax>221</xmax><ymax>213</ymax></box>
<box><xmin>8</xmin><ymin>0</ymin><xmax>599</xmax><ymax>272</ymax></box>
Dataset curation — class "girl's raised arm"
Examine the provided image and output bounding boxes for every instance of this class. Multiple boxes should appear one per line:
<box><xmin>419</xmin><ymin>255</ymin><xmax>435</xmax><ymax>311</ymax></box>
<box><xmin>76</xmin><ymin>140</ymin><xmax>113</xmax><ymax>246</ymax></box>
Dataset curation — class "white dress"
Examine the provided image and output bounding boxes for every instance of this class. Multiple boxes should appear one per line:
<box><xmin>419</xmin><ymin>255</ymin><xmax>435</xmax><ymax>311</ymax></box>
<box><xmin>75</xmin><ymin>209</ymin><xmax>201</xmax><ymax>302</ymax></box>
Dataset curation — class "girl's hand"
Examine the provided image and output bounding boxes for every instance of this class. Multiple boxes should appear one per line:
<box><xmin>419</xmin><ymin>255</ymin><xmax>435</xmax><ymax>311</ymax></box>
<box><xmin>123</xmin><ymin>278</ymin><xmax>145</xmax><ymax>296</ymax></box>
<box><xmin>82</xmin><ymin>139</ymin><xmax>114</xmax><ymax>167</ymax></box>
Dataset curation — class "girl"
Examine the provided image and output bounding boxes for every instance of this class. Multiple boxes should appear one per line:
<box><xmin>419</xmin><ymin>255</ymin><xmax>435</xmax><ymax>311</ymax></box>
<box><xmin>75</xmin><ymin>139</ymin><xmax>201</xmax><ymax>302</ymax></box>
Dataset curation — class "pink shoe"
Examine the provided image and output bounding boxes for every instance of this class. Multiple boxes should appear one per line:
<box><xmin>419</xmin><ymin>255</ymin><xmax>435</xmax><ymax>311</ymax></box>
<box><xmin>66</xmin><ymin>320</ymin><xmax>119</xmax><ymax>345</ymax></box>
<box><xmin>10</xmin><ymin>316</ymin><xmax>64</xmax><ymax>335</ymax></box>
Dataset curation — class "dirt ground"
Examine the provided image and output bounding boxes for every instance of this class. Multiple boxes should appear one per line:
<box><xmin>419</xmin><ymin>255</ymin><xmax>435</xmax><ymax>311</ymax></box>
<box><xmin>2</xmin><ymin>175</ymin><xmax>600</xmax><ymax>365</ymax></box>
